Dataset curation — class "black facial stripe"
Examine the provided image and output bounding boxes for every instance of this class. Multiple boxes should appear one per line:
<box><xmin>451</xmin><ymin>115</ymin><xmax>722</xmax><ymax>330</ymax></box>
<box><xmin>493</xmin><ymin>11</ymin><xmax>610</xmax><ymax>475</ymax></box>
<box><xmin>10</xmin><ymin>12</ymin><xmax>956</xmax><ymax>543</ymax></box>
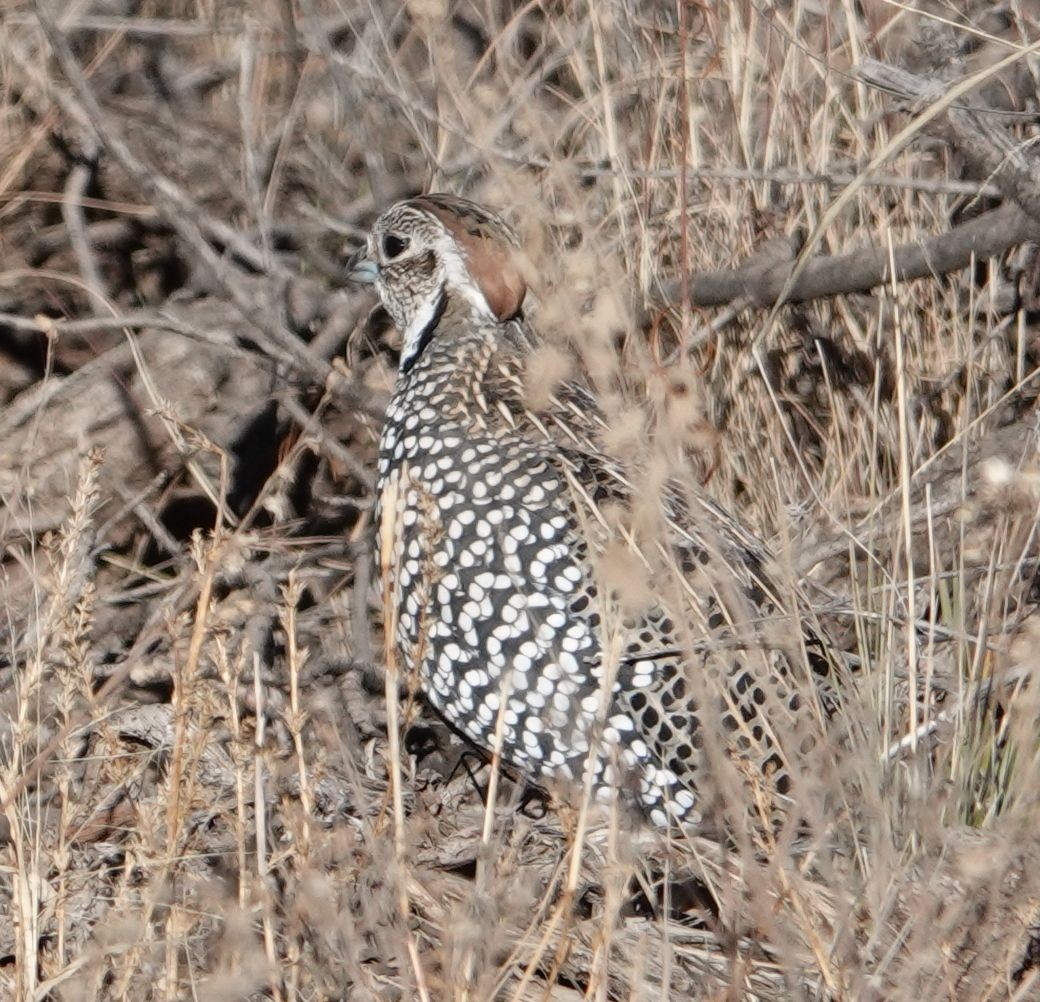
<box><xmin>400</xmin><ymin>288</ymin><xmax>446</xmax><ymax>374</ymax></box>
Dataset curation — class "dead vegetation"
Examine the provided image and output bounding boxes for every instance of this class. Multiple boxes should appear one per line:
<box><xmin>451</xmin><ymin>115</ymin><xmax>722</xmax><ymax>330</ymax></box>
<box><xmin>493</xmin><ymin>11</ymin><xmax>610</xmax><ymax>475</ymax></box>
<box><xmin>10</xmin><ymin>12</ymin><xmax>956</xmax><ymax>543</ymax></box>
<box><xmin>1</xmin><ymin>1</ymin><xmax>1040</xmax><ymax>999</ymax></box>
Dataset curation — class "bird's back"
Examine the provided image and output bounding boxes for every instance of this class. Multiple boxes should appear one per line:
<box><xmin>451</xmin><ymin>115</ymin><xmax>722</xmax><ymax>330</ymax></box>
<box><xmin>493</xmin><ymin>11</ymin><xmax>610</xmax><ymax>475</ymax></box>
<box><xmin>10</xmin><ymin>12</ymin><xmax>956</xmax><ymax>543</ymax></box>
<box><xmin>375</xmin><ymin>300</ymin><xmax>837</xmax><ymax>828</ymax></box>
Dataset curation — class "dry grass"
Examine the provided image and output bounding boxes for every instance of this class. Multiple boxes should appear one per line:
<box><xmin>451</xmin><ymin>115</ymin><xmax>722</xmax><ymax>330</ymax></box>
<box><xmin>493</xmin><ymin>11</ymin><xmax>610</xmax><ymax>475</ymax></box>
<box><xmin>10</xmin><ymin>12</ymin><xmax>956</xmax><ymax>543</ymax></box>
<box><xmin>1</xmin><ymin>0</ymin><xmax>1040</xmax><ymax>999</ymax></box>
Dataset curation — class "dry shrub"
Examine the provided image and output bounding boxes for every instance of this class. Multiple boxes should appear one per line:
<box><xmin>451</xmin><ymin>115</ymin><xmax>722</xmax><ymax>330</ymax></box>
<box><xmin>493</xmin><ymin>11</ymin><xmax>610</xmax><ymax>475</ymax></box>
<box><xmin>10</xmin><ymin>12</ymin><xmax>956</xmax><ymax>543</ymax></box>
<box><xmin>0</xmin><ymin>1</ymin><xmax>1039</xmax><ymax>999</ymax></box>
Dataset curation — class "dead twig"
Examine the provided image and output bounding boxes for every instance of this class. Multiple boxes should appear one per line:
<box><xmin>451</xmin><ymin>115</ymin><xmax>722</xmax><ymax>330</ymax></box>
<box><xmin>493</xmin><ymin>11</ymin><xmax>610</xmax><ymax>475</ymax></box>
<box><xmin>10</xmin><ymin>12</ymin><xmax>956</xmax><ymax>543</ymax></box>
<box><xmin>658</xmin><ymin>51</ymin><xmax>1040</xmax><ymax>315</ymax></box>
<box><xmin>856</xmin><ymin>57</ymin><xmax>1040</xmax><ymax>224</ymax></box>
<box><xmin>660</xmin><ymin>201</ymin><xmax>1040</xmax><ymax>310</ymax></box>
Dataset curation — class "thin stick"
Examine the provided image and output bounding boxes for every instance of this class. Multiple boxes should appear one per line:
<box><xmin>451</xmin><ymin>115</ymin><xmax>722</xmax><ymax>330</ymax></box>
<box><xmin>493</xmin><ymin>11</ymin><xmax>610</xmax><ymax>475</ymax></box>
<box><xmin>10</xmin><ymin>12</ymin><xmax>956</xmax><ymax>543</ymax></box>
<box><xmin>378</xmin><ymin>470</ymin><xmax>433</xmax><ymax>1002</ymax></box>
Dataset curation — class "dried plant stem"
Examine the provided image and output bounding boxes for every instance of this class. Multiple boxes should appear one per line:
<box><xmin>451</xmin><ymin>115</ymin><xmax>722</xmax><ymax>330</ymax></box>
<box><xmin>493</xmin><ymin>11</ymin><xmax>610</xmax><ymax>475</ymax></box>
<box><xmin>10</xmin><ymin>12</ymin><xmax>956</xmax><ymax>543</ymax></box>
<box><xmin>378</xmin><ymin>470</ymin><xmax>432</xmax><ymax>1002</ymax></box>
<box><xmin>252</xmin><ymin>653</ymin><xmax>286</xmax><ymax>1002</ymax></box>
<box><xmin>891</xmin><ymin>248</ymin><xmax>920</xmax><ymax>756</ymax></box>
<box><xmin>283</xmin><ymin>572</ymin><xmax>313</xmax><ymax>850</ymax></box>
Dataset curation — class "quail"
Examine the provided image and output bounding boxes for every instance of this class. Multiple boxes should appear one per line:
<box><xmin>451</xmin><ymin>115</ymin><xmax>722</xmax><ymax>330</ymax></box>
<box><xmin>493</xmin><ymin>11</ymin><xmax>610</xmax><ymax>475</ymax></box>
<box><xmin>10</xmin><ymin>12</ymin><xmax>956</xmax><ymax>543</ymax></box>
<box><xmin>348</xmin><ymin>193</ymin><xmax>837</xmax><ymax>829</ymax></box>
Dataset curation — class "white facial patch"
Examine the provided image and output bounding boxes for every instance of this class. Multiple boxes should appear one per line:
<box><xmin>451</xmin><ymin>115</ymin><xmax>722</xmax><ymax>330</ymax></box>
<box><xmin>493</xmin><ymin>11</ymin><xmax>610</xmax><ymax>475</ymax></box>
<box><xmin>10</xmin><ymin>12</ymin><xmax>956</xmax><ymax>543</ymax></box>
<box><xmin>400</xmin><ymin>290</ymin><xmax>445</xmax><ymax>371</ymax></box>
<box><xmin>438</xmin><ymin>237</ymin><xmax>498</xmax><ymax>319</ymax></box>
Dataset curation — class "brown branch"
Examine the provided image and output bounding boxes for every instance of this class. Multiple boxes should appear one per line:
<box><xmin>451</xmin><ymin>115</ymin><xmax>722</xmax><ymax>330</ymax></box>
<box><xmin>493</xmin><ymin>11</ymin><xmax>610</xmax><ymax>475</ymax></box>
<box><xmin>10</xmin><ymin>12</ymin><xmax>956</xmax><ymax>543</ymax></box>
<box><xmin>661</xmin><ymin>202</ymin><xmax>1040</xmax><ymax>309</ymax></box>
<box><xmin>659</xmin><ymin>53</ymin><xmax>1040</xmax><ymax>313</ymax></box>
<box><xmin>61</xmin><ymin>139</ymin><xmax>107</xmax><ymax>310</ymax></box>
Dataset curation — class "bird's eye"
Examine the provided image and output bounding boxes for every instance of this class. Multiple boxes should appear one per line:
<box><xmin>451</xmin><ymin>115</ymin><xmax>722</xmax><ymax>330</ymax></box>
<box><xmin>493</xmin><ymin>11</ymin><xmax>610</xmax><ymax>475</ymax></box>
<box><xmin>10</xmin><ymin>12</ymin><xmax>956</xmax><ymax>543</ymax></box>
<box><xmin>383</xmin><ymin>234</ymin><xmax>409</xmax><ymax>259</ymax></box>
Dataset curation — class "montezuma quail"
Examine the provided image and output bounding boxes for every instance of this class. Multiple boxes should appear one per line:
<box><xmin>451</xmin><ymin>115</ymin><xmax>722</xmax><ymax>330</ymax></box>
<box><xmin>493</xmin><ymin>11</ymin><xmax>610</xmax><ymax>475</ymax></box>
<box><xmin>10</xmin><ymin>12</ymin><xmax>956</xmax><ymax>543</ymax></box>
<box><xmin>348</xmin><ymin>193</ymin><xmax>837</xmax><ymax>829</ymax></box>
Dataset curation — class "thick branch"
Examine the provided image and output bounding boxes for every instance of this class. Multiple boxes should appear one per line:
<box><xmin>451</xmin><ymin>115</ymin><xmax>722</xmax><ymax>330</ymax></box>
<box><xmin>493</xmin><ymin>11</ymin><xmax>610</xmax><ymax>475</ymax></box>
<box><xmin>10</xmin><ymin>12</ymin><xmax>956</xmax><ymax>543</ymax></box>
<box><xmin>662</xmin><ymin>202</ymin><xmax>1040</xmax><ymax>309</ymax></box>
<box><xmin>661</xmin><ymin>54</ymin><xmax>1040</xmax><ymax>312</ymax></box>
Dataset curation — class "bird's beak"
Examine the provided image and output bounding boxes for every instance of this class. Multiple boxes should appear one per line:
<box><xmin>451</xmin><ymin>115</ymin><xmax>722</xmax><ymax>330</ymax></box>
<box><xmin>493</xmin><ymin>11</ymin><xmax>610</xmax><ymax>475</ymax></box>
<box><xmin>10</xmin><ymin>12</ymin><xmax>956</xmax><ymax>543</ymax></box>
<box><xmin>345</xmin><ymin>247</ymin><xmax>378</xmax><ymax>285</ymax></box>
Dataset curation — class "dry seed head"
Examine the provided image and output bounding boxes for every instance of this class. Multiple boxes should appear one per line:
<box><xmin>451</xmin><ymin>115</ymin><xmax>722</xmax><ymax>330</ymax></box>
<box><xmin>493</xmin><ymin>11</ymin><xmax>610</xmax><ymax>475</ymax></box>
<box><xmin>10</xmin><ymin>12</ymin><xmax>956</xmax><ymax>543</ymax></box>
<box><xmin>652</xmin><ymin>367</ymin><xmax>712</xmax><ymax>450</ymax></box>
<box><xmin>523</xmin><ymin>342</ymin><xmax>574</xmax><ymax>412</ymax></box>
<box><xmin>599</xmin><ymin>403</ymin><xmax>647</xmax><ymax>462</ymax></box>
<box><xmin>979</xmin><ymin>456</ymin><xmax>1040</xmax><ymax>515</ymax></box>
<box><xmin>595</xmin><ymin>540</ymin><xmax>654</xmax><ymax>616</ymax></box>
<box><xmin>1009</xmin><ymin>616</ymin><xmax>1040</xmax><ymax>670</ymax></box>
<box><xmin>405</xmin><ymin>0</ymin><xmax>447</xmax><ymax>22</ymax></box>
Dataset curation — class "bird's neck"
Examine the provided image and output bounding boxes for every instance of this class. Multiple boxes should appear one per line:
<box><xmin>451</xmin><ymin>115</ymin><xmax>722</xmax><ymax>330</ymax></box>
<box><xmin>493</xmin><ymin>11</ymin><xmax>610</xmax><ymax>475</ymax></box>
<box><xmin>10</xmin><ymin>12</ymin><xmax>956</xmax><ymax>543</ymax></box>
<box><xmin>387</xmin><ymin>300</ymin><xmax>501</xmax><ymax>430</ymax></box>
<box><xmin>399</xmin><ymin>289</ymin><xmax>448</xmax><ymax>374</ymax></box>
<box><xmin>398</xmin><ymin>293</ymin><xmax>496</xmax><ymax>378</ymax></box>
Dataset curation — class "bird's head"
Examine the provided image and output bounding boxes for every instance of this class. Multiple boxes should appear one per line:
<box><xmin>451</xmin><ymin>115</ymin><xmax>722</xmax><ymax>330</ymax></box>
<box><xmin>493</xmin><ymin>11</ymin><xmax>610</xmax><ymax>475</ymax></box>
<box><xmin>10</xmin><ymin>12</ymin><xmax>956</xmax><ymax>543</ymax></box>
<box><xmin>347</xmin><ymin>193</ymin><xmax>527</xmax><ymax>372</ymax></box>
